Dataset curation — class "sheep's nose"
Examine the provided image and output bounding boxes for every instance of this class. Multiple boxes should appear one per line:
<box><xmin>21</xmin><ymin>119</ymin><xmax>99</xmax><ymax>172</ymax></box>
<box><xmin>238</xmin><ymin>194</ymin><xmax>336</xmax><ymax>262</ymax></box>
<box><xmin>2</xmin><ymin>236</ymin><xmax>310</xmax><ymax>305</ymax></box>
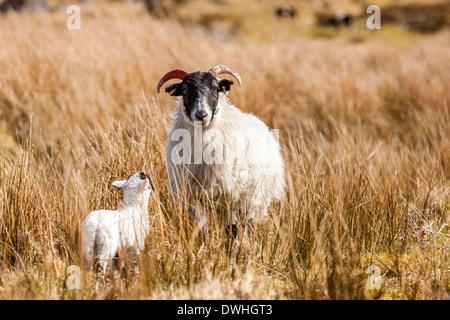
<box><xmin>195</xmin><ymin>110</ymin><xmax>207</xmax><ymax>120</ymax></box>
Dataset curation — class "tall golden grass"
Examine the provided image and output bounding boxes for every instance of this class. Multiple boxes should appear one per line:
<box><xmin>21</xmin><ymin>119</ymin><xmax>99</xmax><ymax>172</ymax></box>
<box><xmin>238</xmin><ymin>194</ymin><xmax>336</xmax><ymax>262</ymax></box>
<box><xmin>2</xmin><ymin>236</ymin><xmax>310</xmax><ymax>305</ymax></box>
<box><xmin>0</xmin><ymin>4</ymin><xmax>449</xmax><ymax>299</ymax></box>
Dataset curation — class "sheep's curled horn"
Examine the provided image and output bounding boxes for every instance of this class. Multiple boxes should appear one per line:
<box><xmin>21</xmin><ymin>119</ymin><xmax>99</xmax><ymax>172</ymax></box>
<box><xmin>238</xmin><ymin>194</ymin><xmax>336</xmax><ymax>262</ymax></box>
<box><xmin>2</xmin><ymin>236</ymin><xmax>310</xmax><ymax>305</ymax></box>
<box><xmin>156</xmin><ymin>65</ymin><xmax>243</xmax><ymax>93</ymax></box>
<box><xmin>156</xmin><ymin>69</ymin><xmax>189</xmax><ymax>94</ymax></box>
<box><xmin>208</xmin><ymin>65</ymin><xmax>243</xmax><ymax>87</ymax></box>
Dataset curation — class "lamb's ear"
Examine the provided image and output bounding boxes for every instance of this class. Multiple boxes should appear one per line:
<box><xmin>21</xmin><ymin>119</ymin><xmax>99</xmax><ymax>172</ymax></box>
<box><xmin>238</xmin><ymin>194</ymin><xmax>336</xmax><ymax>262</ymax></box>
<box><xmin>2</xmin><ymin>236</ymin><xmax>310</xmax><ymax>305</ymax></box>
<box><xmin>165</xmin><ymin>83</ymin><xmax>183</xmax><ymax>96</ymax></box>
<box><xmin>219</xmin><ymin>79</ymin><xmax>234</xmax><ymax>93</ymax></box>
<box><xmin>112</xmin><ymin>180</ymin><xmax>127</xmax><ymax>189</ymax></box>
<box><xmin>140</xmin><ymin>179</ymin><xmax>150</xmax><ymax>192</ymax></box>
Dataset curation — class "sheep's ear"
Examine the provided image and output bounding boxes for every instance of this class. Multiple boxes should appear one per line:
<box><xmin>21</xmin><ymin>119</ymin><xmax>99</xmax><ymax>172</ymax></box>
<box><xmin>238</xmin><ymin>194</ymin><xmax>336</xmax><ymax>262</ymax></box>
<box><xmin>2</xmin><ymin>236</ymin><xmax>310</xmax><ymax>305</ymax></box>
<box><xmin>112</xmin><ymin>180</ymin><xmax>127</xmax><ymax>189</ymax></box>
<box><xmin>165</xmin><ymin>83</ymin><xmax>183</xmax><ymax>96</ymax></box>
<box><xmin>219</xmin><ymin>79</ymin><xmax>234</xmax><ymax>93</ymax></box>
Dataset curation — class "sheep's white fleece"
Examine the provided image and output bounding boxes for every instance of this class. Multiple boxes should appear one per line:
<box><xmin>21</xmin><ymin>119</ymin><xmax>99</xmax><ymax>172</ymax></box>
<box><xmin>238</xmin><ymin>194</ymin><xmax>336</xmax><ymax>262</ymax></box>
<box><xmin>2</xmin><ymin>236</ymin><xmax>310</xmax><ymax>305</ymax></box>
<box><xmin>167</xmin><ymin>94</ymin><xmax>285</xmax><ymax>223</ymax></box>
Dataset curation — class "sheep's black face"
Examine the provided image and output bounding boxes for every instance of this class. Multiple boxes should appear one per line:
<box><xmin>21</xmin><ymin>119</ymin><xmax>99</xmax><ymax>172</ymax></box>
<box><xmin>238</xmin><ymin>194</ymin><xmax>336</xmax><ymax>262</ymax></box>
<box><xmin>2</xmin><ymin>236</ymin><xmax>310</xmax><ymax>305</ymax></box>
<box><xmin>165</xmin><ymin>72</ymin><xmax>234</xmax><ymax>127</ymax></box>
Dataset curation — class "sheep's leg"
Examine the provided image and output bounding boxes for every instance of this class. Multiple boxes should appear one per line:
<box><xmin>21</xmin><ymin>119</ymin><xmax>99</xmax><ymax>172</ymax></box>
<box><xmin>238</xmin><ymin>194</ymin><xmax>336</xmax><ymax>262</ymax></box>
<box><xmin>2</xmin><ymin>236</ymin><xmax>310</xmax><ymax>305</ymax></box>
<box><xmin>225</xmin><ymin>208</ymin><xmax>238</xmax><ymax>226</ymax></box>
<box><xmin>225</xmin><ymin>209</ymin><xmax>239</xmax><ymax>238</ymax></box>
<box><xmin>188</xmin><ymin>201</ymin><xmax>209</xmax><ymax>231</ymax></box>
<box><xmin>247</xmin><ymin>204</ymin><xmax>267</xmax><ymax>222</ymax></box>
<box><xmin>243</xmin><ymin>204</ymin><xmax>268</xmax><ymax>235</ymax></box>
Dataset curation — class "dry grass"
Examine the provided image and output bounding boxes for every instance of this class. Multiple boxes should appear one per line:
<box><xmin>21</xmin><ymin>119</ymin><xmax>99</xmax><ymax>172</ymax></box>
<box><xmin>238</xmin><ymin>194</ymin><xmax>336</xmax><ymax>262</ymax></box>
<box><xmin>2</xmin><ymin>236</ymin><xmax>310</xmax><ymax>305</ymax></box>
<box><xmin>0</xmin><ymin>2</ymin><xmax>449</xmax><ymax>299</ymax></box>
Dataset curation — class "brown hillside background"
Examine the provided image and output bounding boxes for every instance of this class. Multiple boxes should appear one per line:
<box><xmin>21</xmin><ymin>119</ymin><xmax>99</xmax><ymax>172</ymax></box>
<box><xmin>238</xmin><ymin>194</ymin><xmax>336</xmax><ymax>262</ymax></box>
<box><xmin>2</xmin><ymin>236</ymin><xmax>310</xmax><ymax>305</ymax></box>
<box><xmin>0</xmin><ymin>0</ymin><xmax>448</xmax><ymax>299</ymax></box>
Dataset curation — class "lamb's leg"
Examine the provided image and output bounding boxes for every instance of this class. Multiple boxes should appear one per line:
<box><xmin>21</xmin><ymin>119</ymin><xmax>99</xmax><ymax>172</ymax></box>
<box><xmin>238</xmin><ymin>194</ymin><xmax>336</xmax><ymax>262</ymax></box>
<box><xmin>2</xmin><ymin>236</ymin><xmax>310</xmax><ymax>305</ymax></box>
<box><xmin>95</xmin><ymin>244</ymin><xmax>114</xmax><ymax>280</ymax></box>
<box><xmin>110</xmin><ymin>252</ymin><xmax>121</xmax><ymax>279</ymax></box>
<box><xmin>95</xmin><ymin>257</ymin><xmax>108</xmax><ymax>281</ymax></box>
<box><xmin>128</xmin><ymin>248</ymin><xmax>141</xmax><ymax>275</ymax></box>
<box><xmin>81</xmin><ymin>226</ymin><xmax>95</xmax><ymax>270</ymax></box>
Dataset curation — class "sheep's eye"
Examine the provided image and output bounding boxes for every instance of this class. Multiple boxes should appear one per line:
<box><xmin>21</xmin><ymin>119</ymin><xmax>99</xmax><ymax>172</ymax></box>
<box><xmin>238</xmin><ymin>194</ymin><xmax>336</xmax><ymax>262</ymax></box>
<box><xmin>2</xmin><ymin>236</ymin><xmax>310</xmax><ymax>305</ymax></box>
<box><xmin>182</xmin><ymin>89</ymin><xmax>188</xmax><ymax>95</ymax></box>
<box><xmin>212</xmin><ymin>87</ymin><xmax>218</xmax><ymax>93</ymax></box>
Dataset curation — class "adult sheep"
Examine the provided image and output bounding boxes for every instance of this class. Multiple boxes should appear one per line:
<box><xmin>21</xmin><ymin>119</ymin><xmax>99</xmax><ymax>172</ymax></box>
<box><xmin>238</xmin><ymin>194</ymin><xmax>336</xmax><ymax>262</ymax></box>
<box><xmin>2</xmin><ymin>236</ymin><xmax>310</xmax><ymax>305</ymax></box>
<box><xmin>158</xmin><ymin>65</ymin><xmax>285</xmax><ymax>234</ymax></box>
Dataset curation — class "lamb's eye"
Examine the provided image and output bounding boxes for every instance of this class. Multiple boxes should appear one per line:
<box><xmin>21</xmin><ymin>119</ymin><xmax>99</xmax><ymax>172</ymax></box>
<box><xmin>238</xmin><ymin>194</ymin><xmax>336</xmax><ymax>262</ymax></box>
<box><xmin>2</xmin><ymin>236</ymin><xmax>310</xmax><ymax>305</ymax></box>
<box><xmin>182</xmin><ymin>89</ymin><xmax>188</xmax><ymax>95</ymax></box>
<box><xmin>212</xmin><ymin>87</ymin><xmax>218</xmax><ymax>93</ymax></box>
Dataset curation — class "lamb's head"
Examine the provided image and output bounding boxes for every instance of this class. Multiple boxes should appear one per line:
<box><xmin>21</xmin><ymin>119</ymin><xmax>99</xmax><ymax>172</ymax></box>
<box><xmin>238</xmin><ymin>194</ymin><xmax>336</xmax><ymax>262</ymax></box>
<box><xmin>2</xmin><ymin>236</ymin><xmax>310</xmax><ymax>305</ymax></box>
<box><xmin>112</xmin><ymin>171</ymin><xmax>154</xmax><ymax>206</ymax></box>
<box><xmin>157</xmin><ymin>65</ymin><xmax>242</xmax><ymax>127</ymax></box>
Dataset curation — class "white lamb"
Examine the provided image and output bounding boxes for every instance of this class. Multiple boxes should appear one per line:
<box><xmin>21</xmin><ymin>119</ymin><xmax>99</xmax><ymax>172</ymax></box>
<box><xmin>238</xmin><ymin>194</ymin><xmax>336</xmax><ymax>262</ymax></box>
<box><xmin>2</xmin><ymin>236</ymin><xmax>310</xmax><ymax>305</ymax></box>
<box><xmin>81</xmin><ymin>171</ymin><xmax>153</xmax><ymax>276</ymax></box>
<box><xmin>157</xmin><ymin>65</ymin><xmax>286</xmax><ymax>233</ymax></box>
